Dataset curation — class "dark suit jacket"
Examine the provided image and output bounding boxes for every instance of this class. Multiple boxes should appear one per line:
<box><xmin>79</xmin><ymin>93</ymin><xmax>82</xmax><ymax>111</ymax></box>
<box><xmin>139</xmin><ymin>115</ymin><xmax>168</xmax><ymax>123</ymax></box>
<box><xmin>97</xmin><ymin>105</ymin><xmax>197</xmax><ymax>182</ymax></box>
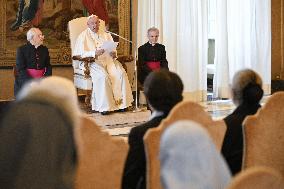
<box><xmin>221</xmin><ymin>102</ymin><xmax>261</xmax><ymax>175</ymax></box>
<box><xmin>138</xmin><ymin>42</ymin><xmax>168</xmax><ymax>84</ymax></box>
<box><xmin>14</xmin><ymin>42</ymin><xmax>52</xmax><ymax>96</ymax></box>
<box><xmin>122</xmin><ymin>115</ymin><xmax>167</xmax><ymax>189</ymax></box>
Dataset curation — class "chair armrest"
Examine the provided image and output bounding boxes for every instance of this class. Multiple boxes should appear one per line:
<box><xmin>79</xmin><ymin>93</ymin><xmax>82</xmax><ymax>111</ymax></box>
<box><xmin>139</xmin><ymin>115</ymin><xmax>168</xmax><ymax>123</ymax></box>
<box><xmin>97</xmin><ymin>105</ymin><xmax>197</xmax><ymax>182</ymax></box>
<box><xmin>72</xmin><ymin>56</ymin><xmax>96</xmax><ymax>63</ymax></box>
<box><xmin>72</xmin><ymin>56</ymin><xmax>97</xmax><ymax>78</ymax></box>
<box><xmin>117</xmin><ymin>55</ymin><xmax>134</xmax><ymax>63</ymax></box>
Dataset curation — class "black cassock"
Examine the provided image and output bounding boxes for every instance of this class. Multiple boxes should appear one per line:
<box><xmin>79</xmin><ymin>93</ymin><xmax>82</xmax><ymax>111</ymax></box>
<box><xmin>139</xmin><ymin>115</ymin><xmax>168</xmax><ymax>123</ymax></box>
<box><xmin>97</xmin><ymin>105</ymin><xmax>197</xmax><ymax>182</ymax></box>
<box><xmin>138</xmin><ymin>42</ymin><xmax>169</xmax><ymax>84</ymax></box>
<box><xmin>14</xmin><ymin>42</ymin><xmax>52</xmax><ymax>96</ymax></box>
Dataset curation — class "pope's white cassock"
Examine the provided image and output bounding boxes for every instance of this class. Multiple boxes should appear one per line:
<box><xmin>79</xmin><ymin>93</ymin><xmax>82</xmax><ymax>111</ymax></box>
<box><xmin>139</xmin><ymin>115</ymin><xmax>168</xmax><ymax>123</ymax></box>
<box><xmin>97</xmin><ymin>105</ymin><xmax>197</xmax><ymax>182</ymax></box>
<box><xmin>74</xmin><ymin>28</ymin><xmax>133</xmax><ymax>112</ymax></box>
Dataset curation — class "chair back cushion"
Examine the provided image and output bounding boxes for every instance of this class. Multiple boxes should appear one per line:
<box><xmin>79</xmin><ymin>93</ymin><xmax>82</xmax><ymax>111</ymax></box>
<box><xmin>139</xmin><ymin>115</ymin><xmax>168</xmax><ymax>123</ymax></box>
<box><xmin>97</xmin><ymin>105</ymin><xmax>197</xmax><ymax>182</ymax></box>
<box><xmin>68</xmin><ymin>17</ymin><xmax>88</xmax><ymax>55</ymax></box>
<box><xmin>243</xmin><ymin>92</ymin><xmax>284</xmax><ymax>176</ymax></box>
<box><xmin>143</xmin><ymin>100</ymin><xmax>227</xmax><ymax>189</ymax></box>
<box><xmin>75</xmin><ymin>115</ymin><xmax>128</xmax><ymax>189</ymax></box>
<box><xmin>227</xmin><ymin>166</ymin><xmax>284</xmax><ymax>189</ymax></box>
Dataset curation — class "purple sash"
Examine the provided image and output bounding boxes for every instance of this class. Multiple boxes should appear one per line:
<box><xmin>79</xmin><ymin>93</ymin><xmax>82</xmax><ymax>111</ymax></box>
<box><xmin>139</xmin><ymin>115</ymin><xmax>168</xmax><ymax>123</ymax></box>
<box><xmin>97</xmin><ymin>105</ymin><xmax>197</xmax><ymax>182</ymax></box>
<box><xmin>27</xmin><ymin>68</ymin><xmax>46</xmax><ymax>78</ymax></box>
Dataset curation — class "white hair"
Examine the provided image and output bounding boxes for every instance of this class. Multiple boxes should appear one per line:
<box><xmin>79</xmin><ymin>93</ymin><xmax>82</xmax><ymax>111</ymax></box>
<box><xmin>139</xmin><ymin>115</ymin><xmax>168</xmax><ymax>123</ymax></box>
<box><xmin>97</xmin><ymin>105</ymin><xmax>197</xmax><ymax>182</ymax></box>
<box><xmin>26</xmin><ymin>28</ymin><xmax>38</xmax><ymax>41</ymax></box>
<box><xmin>147</xmin><ymin>27</ymin><xmax>159</xmax><ymax>35</ymax></box>
<box><xmin>87</xmin><ymin>14</ymin><xmax>98</xmax><ymax>22</ymax></box>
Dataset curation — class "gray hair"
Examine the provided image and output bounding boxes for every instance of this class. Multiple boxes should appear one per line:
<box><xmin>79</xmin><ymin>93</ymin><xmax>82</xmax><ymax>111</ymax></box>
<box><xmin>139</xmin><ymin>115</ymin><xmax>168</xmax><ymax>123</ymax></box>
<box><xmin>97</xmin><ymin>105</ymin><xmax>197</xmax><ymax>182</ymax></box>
<box><xmin>87</xmin><ymin>14</ymin><xmax>98</xmax><ymax>22</ymax></box>
<box><xmin>231</xmin><ymin>69</ymin><xmax>263</xmax><ymax>105</ymax></box>
<box><xmin>26</xmin><ymin>28</ymin><xmax>38</xmax><ymax>41</ymax></box>
<box><xmin>147</xmin><ymin>27</ymin><xmax>159</xmax><ymax>35</ymax></box>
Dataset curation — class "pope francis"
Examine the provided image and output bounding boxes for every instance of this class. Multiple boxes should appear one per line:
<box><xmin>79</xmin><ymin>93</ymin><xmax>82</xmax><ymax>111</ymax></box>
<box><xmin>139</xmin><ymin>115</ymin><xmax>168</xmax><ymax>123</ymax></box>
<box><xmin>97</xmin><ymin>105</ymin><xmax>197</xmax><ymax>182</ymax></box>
<box><xmin>74</xmin><ymin>15</ymin><xmax>133</xmax><ymax>115</ymax></box>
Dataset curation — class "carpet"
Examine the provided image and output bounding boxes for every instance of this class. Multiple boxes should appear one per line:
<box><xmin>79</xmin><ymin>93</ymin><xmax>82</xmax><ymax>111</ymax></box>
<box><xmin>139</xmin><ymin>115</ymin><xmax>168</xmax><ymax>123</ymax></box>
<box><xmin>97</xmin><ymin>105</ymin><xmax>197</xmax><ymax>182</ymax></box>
<box><xmin>84</xmin><ymin>109</ymin><xmax>151</xmax><ymax>136</ymax></box>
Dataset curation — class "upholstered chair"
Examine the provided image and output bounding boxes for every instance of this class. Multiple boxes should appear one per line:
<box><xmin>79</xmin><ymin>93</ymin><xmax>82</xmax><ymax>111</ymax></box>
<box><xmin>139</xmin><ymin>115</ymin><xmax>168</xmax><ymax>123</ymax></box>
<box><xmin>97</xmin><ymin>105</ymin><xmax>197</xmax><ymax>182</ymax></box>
<box><xmin>143</xmin><ymin>100</ymin><xmax>227</xmax><ymax>189</ymax></box>
<box><xmin>75</xmin><ymin>115</ymin><xmax>129</xmax><ymax>189</ymax></box>
<box><xmin>242</xmin><ymin>91</ymin><xmax>284</xmax><ymax>176</ymax></box>
<box><xmin>227</xmin><ymin>166</ymin><xmax>284</xmax><ymax>189</ymax></box>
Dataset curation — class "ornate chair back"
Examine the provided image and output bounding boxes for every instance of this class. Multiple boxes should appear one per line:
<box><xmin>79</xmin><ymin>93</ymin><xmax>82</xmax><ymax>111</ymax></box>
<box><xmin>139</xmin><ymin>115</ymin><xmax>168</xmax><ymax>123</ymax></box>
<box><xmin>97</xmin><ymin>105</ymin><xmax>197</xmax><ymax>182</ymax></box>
<box><xmin>143</xmin><ymin>100</ymin><xmax>227</xmax><ymax>189</ymax></box>
<box><xmin>227</xmin><ymin>166</ymin><xmax>284</xmax><ymax>189</ymax></box>
<box><xmin>242</xmin><ymin>92</ymin><xmax>284</xmax><ymax>176</ymax></box>
<box><xmin>75</xmin><ymin>115</ymin><xmax>128</xmax><ymax>189</ymax></box>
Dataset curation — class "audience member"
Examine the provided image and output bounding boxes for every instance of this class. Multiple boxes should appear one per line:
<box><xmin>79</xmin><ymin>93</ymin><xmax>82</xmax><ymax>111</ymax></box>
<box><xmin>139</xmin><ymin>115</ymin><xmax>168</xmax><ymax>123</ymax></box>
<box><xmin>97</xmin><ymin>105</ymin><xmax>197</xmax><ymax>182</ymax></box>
<box><xmin>0</xmin><ymin>76</ymin><xmax>79</xmax><ymax>189</ymax></box>
<box><xmin>160</xmin><ymin>120</ymin><xmax>231</xmax><ymax>189</ymax></box>
<box><xmin>122</xmin><ymin>70</ymin><xmax>183</xmax><ymax>189</ymax></box>
<box><xmin>14</xmin><ymin>27</ymin><xmax>52</xmax><ymax>97</ymax></box>
<box><xmin>221</xmin><ymin>69</ymin><xmax>264</xmax><ymax>175</ymax></box>
<box><xmin>138</xmin><ymin>27</ymin><xmax>169</xmax><ymax>85</ymax></box>
<box><xmin>74</xmin><ymin>14</ymin><xmax>133</xmax><ymax>115</ymax></box>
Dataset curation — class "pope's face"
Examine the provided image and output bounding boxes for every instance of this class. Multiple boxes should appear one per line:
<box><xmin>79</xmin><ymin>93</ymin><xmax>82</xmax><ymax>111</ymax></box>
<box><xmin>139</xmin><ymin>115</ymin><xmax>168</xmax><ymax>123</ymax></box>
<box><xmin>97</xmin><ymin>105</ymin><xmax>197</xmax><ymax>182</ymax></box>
<box><xmin>148</xmin><ymin>30</ymin><xmax>159</xmax><ymax>44</ymax></box>
<box><xmin>88</xmin><ymin>17</ymin><xmax>100</xmax><ymax>33</ymax></box>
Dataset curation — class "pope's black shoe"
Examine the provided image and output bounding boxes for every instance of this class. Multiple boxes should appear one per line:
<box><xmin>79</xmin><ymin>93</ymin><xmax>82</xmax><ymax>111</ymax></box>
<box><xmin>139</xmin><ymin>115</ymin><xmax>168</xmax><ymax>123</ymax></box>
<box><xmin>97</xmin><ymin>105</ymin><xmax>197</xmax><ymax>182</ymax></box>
<box><xmin>101</xmin><ymin>111</ymin><xmax>110</xmax><ymax>115</ymax></box>
<box><xmin>117</xmin><ymin>108</ymin><xmax>127</xmax><ymax>112</ymax></box>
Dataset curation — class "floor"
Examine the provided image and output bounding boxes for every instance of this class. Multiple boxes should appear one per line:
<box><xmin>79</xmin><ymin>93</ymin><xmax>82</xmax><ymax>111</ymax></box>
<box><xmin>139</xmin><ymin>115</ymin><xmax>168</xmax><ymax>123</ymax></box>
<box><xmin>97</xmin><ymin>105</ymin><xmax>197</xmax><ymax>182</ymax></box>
<box><xmin>82</xmin><ymin>95</ymin><xmax>270</xmax><ymax>137</ymax></box>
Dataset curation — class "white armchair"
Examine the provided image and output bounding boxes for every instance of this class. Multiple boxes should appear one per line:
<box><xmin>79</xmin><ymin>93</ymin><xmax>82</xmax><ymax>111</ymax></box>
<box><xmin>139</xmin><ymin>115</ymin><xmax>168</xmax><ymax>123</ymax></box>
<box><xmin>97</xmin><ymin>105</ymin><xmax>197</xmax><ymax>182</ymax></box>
<box><xmin>68</xmin><ymin>17</ymin><xmax>106</xmax><ymax>106</ymax></box>
<box><xmin>68</xmin><ymin>17</ymin><xmax>132</xmax><ymax>109</ymax></box>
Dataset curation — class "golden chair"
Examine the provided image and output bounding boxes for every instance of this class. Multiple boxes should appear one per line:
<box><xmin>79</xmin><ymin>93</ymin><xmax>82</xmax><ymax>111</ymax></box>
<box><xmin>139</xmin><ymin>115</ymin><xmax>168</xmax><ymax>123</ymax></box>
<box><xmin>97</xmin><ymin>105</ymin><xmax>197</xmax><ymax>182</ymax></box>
<box><xmin>242</xmin><ymin>91</ymin><xmax>284</xmax><ymax>176</ymax></box>
<box><xmin>227</xmin><ymin>166</ymin><xmax>284</xmax><ymax>189</ymax></box>
<box><xmin>143</xmin><ymin>100</ymin><xmax>227</xmax><ymax>189</ymax></box>
<box><xmin>75</xmin><ymin>115</ymin><xmax>129</xmax><ymax>189</ymax></box>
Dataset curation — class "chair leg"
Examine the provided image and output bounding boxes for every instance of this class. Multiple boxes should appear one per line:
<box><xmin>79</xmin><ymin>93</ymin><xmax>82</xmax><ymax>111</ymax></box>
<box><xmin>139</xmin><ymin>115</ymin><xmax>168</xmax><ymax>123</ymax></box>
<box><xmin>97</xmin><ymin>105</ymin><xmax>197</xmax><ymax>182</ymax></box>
<box><xmin>85</xmin><ymin>90</ymin><xmax>92</xmax><ymax>110</ymax></box>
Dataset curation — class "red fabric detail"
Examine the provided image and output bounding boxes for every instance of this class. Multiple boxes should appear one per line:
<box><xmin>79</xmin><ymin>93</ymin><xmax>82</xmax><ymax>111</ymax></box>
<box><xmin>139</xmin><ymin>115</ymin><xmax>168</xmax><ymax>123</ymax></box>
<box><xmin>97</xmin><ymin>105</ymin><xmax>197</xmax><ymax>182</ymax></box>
<box><xmin>27</xmin><ymin>68</ymin><xmax>46</xmax><ymax>78</ymax></box>
<box><xmin>82</xmin><ymin>0</ymin><xmax>96</xmax><ymax>14</ymax></box>
<box><xmin>146</xmin><ymin>61</ymin><xmax>161</xmax><ymax>70</ymax></box>
<box><xmin>82</xmin><ymin>0</ymin><xmax>109</xmax><ymax>25</ymax></box>
<box><xmin>32</xmin><ymin>0</ymin><xmax>44</xmax><ymax>26</ymax></box>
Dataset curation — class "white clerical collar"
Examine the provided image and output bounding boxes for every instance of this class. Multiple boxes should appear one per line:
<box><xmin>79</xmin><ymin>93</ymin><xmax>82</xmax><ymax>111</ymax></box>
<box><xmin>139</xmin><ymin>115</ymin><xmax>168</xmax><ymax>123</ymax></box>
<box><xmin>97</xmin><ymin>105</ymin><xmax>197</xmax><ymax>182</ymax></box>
<box><xmin>149</xmin><ymin>42</ymin><xmax>156</xmax><ymax>46</ymax></box>
<box><xmin>87</xmin><ymin>28</ymin><xmax>100</xmax><ymax>40</ymax></box>
<box><xmin>149</xmin><ymin>110</ymin><xmax>164</xmax><ymax>120</ymax></box>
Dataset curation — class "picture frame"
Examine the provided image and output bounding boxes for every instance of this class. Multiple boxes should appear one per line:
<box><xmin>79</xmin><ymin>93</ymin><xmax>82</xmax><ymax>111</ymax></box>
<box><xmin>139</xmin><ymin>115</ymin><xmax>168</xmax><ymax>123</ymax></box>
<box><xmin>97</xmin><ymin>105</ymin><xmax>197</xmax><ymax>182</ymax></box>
<box><xmin>0</xmin><ymin>0</ymin><xmax>130</xmax><ymax>67</ymax></box>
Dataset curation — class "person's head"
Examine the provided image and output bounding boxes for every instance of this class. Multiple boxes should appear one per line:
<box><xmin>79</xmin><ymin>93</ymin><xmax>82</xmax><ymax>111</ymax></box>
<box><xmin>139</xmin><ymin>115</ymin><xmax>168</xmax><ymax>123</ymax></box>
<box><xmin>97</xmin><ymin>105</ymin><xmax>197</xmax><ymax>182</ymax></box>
<box><xmin>231</xmin><ymin>69</ymin><xmax>263</xmax><ymax>106</ymax></box>
<box><xmin>87</xmin><ymin>15</ymin><xmax>100</xmax><ymax>33</ymax></box>
<box><xmin>143</xmin><ymin>70</ymin><xmax>183</xmax><ymax>114</ymax></box>
<box><xmin>27</xmin><ymin>28</ymin><xmax>44</xmax><ymax>47</ymax></box>
<box><xmin>17</xmin><ymin>76</ymin><xmax>81</xmax><ymax>126</ymax></box>
<box><xmin>160</xmin><ymin>120</ymin><xmax>231</xmax><ymax>189</ymax></box>
<box><xmin>147</xmin><ymin>27</ymin><xmax>159</xmax><ymax>44</ymax></box>
<box><xmin>0</xmin><ymin>76</ymin><xmax>79</xmax><ymax>188</ymax></box>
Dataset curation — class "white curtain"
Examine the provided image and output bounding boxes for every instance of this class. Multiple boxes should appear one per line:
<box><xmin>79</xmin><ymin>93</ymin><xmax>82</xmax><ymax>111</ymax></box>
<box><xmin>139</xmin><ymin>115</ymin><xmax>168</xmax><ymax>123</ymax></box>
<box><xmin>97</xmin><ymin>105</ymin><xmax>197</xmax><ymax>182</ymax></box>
<box><xmin>137</xmin><ymin>0</ymin><xmax>208</xmax><ymax>101</ymax></box>
<box><xmin>136</xmin><ymin>0</ymin><xmax>163</xmax><ymax>47</ymax></box>
<box><xmin>214</xmin><ymin>0</ymin><xmax>271</xmax><ymax>98</ymax></box>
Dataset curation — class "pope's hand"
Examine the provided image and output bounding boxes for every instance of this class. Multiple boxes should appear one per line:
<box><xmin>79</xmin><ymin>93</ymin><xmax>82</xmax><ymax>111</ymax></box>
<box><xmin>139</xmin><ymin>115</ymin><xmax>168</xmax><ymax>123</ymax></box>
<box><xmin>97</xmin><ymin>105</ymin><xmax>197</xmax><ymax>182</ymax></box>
<box><xmin>96</xmin><ymin>49</ymin><xmax>105</xmax><ymax>56</ymax></box>
<box><xmin>110</xmin><ymin>51</ymin><xmax>118</xmax><ymax>59</ymax></box>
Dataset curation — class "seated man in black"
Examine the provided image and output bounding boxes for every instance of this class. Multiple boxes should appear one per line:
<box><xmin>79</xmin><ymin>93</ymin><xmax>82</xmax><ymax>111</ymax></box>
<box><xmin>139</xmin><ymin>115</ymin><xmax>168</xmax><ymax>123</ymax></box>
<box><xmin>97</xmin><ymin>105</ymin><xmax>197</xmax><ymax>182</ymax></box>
<box><xmin>138</xmin><ymin>27</ymin><xmax>169</xmax><ymax>85</ymax></box>
<box><xmin>122</xmin><ymin>70</ymin><xmax>184</xmax><ymax>189</ymax></box>
<box><xmin>221</xmin><ymin>69</ymin><xmax>263</xmax><ymax>175</ymax></box>
<box><xmin>14</xmin><ymin>27</ymin><xmax>52</xmax><ymax>97</ymax></box>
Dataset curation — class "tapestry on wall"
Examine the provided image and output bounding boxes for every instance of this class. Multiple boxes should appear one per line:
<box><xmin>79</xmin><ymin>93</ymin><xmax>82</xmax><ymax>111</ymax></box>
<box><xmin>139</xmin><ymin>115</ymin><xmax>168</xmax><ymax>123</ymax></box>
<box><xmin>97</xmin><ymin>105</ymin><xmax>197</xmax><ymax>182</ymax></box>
<box><xmin>0</xmin><ymin>0</ymin><xmax>130</xmax><ymax>66</ymax></box>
